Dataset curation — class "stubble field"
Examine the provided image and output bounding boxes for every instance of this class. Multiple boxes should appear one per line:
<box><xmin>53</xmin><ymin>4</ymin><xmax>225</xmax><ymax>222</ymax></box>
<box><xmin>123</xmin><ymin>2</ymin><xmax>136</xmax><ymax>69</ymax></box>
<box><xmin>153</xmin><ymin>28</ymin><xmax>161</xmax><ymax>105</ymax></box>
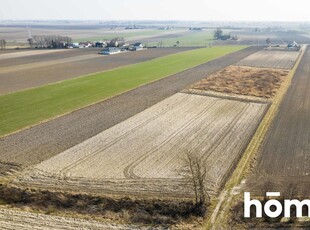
<box><xmin>190</xmin><ymin>66</ymin><xmax>289</xmax><ymax>98</ymax></box>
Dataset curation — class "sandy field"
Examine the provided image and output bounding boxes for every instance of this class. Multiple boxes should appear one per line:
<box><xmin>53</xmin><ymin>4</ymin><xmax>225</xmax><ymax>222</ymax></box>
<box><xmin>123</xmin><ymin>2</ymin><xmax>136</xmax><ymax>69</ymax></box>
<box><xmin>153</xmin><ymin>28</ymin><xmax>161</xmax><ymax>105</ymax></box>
<box><xmin>16</xmin><ymin>92</ymin><xmax>267</xmax><ymax>198</ymax></box>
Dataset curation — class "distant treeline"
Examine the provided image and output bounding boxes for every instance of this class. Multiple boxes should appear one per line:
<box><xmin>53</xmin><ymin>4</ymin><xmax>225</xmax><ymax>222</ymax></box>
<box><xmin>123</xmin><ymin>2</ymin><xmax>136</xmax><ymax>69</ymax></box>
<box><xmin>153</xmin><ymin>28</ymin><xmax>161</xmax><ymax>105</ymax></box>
<box><xmin>28</xmin><ymin>35</ymin><xmax>73</xmax><ymax>48</ymax></box>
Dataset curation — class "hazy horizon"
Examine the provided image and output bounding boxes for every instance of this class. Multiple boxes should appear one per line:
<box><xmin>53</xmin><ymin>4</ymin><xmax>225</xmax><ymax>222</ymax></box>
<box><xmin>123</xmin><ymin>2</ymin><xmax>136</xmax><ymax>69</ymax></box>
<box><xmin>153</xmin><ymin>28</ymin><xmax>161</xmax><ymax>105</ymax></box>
<box><xmin>1</xmin><ymin>0</ymin><xmax>310</xmax><ymax>22</ymax></box>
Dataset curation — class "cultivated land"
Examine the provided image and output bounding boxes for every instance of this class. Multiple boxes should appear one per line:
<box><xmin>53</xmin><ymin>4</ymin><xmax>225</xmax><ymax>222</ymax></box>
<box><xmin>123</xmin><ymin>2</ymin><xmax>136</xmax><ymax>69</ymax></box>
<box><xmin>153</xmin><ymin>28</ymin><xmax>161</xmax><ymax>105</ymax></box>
<box><xmin>16</xmin><ymin>93</ymin><xmax>268</xmax><ymax>198</ymax></box>
<box><xmin>0</xmin><ymin>49</ymin><xmax>68</xmax><ymax>60</ymax></box>
<box><xmin>0</xmin><ymin>47</ymin><xmax>195</xmax><ymax>94</ymax></box>
<box><xmin>246</xmin><ymin>46</ymin><xmax>310</xmax><ymax>196</ymax></box>
<box><xmin>0</xmin><ymin>46</ymin><xmax>261</xmax><ymax>175</ymax></box>
<box><xmin>190</xmin><ymin>66</ymin><xmax>289</xmax><ymax>98</ymax></box>
<box><xmin>236</xmin><ymin>50</ymin><xmax>300</xmax><ymax>69</ymax></box>
<box><xmin>0</xmin><ymin>25</ymin><xmax>188</xmax><ymax>46</ymax></box>
<box><xmin>0</xmin><ymin>46</ymin><xmax>246</xmax><ymax>136</ymax></box>
<box><xmin>0</xmin><ymin>207</ymin><xmax>144</xmax><ymax>230</ymax></box>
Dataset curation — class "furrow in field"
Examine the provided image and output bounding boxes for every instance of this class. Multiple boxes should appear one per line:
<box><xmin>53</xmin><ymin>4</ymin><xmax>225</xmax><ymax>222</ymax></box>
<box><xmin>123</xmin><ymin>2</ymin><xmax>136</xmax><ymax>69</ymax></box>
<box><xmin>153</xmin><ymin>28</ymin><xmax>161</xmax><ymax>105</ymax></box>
<box><xmin>15</xmin><ymin>93</ymin><xmax>268</xmax><ymax>197</ymax></box>
<box><xmin>236</xmin><ymin>50</ymin><xmax>300</xmax><ymax>69</ymax></box>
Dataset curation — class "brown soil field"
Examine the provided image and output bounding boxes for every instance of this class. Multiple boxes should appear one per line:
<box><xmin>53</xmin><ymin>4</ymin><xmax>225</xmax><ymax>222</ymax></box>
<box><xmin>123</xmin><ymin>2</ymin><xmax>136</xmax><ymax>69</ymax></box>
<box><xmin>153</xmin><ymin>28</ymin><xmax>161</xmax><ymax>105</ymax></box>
<box><xmin>0</xmin><ymin>46</ymin><xmax>262</xmax><ymax>176</ymax></box>
<box><xmin>0</xmin><ymin>47</ymin><xmax>195</xmax><ymax>95</ymax></box>
<box><xmin>0</xmin><ymin>49</ymin><xmax>68</xmax><ymax>61</ymax></box>
<box><xmin>0</xmin><ymin>207</ymin><xmax>145</xmax><ymax>230</ymax></box>
<box><xmin>246</xmin><ymin>46</ymin><xmax>310</xmax><ymax>196</ymax></box>
<box><xmin>236</xmin><ymin>50</ymin><xmax>300</xmax><ymax>69</ymax></box>
<box><xmin>0</xmin><ymin>48</ymin><xmax>101</xmax><ymax>67</ymax></box>
<box><xmin>190</xmin><ymin>66</ymin><xmax>289</xmax><ymax>98</ymax></box>
<box><xmin>15</xmin><ymin>93</ymin><xmax>268</xmax><ymax>198</ymax></box>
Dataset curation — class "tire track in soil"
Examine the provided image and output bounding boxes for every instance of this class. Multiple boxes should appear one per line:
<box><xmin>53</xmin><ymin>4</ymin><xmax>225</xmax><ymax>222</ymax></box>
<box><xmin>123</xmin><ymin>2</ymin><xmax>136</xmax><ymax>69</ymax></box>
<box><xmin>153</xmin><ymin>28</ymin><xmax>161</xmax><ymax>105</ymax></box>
<box><xmin>123</xmin><ymin>99</ymin><xmax>219</xmax><ymax>179</ymax></box>
<box><xmin>0</xmin><ymin>46</ymin><xmax>262</xmax><ymax>176</ymax></box>
<box><xmin>58</xmin><ymin>94</ymin><xmax>193</xmax><ymax>178</ymax></box>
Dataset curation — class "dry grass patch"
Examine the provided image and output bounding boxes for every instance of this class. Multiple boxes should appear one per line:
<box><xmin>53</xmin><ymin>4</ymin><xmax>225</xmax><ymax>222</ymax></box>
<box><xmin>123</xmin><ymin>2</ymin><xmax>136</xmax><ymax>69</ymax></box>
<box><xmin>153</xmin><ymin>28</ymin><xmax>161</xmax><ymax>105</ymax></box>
<box><xmin>190</xmin><ymin>66</ymin><xmax>289</xmax><ymax>98</ymax></box>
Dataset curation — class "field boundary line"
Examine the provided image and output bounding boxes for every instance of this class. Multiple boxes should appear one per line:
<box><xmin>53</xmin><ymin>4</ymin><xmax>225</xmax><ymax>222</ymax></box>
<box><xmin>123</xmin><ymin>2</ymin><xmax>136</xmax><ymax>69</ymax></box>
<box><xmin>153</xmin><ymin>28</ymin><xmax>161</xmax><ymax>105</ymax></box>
<box><xmin>182</xmin><ymin>89</ymin><xmax>271</xmax><ymax>104</ymax></box>
<box><xmin>206</xmin><ymin>45</ymin><xmax>307</xmax><ymax>229</ymax></box>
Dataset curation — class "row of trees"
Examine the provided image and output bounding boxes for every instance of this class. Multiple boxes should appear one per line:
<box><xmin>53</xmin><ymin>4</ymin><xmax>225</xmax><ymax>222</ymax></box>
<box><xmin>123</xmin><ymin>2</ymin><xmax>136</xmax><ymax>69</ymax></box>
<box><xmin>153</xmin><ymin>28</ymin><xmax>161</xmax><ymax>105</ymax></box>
<box><xmin>27</xmin><ymin>35</ymin><xmax>73</xmax><ymax>48</ymax></box>
<box><xmin>0</xmin><ymin>39</ymin><xmax>6</xmax><ymax>49</ymax></box>
<box><xmin>214</xmin><ymin>28</ymin><xmax>238</xmax><ymax>41</ymax></box>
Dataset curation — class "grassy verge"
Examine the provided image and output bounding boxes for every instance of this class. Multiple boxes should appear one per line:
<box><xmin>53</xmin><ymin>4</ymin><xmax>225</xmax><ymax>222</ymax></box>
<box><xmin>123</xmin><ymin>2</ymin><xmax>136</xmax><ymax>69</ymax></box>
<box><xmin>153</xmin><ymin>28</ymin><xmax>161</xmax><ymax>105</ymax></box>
<box><xmin>0</xmin><ymin>46</ymin><xmax>246</xmax><ymax>137</ymax></box>
<box><xmin>0</xmin><ymin>184</ymin><xmax>203</xmax><ymax>226</ymax></box>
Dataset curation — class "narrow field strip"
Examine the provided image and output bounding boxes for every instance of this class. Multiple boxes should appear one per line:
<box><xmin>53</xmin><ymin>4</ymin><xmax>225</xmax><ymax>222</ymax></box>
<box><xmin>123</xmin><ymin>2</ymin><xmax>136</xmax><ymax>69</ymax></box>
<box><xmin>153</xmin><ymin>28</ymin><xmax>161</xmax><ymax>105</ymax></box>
<box><xmin>0</xmin><ymin>46</ymin><xmax>246</xmax><ymax>137</ymax></box>
<box><xmin>0</xmin><ymin>49</ymin><xmax>67</xmax><ymax>60</ymax></box>
<box><xmin>236</xmin><ymin>50</ymin><xmax>300</xmax><ymax>69</ymax></box>
<box><xmin>0</xmin><ymin>54</ymin><xmax>101</xmax><ymax>74</ymax></box>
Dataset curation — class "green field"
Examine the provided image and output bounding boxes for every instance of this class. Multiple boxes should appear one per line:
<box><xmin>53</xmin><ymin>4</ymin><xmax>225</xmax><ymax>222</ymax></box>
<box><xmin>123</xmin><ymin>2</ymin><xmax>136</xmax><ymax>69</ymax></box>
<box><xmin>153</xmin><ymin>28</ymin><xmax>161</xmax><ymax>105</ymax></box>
<box><xmin>149</xmin><ymin>29</ymin><xmax>214</xmax><ymax>47</ymax></box>
<box><xmin>0</xmin><ymin>46</ymin><xmax>246</xmax><ymax>136</ymax></box>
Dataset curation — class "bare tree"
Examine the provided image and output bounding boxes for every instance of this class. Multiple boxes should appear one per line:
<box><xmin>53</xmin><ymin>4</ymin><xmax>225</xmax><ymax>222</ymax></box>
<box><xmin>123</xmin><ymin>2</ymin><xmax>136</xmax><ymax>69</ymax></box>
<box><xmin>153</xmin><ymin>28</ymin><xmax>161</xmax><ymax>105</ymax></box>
<box><xmin>181</xmin><ymin>150</ymin><xmax>210</xmax><ymax>208</ymax></box>
<box><xmin>32</xmin><ymin>35</ymin><xmax>72</xmax><ymax>48</ymax></box>
<box><xmin>157</xmin><ymin>41</ymin><xmax>163</xmax><ymax>48</ymax></box>
<box><xmin>0</xmin><ymin>39</ymin><xmax>7</xmax><ymax>49</ymax></box>
<box><xmin>27</xmin><ymin>38</ymin><xmax>34</xmax><ymax>48</ymax></box>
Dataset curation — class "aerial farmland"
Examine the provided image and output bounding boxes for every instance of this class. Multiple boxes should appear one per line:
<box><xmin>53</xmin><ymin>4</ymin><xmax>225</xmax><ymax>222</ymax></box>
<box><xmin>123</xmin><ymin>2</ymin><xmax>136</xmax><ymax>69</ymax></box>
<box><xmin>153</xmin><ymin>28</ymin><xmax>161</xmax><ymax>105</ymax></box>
<box><xmin>0</xmin><ymin>17</ymin><xmax>309</xmax><ymax>229</ymax></box>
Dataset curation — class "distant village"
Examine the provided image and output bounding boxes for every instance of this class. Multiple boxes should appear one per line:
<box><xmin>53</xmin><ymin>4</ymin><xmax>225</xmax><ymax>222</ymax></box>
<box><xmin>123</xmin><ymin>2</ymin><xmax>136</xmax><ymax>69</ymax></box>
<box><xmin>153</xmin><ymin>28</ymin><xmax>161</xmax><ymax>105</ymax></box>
<box><xmin>26</xmin><ymin>35</ymin><xmax>146</xmax><ymax>55</ymax></box>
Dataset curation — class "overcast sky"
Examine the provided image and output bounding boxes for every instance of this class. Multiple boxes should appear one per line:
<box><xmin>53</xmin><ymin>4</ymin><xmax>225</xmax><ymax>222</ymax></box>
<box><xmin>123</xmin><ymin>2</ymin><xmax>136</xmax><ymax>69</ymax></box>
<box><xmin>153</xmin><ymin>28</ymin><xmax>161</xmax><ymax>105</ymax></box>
<box><xmin>0</xmin><ymin>0</ymin><xmax>309</xmax><ymax>21</ymax></box>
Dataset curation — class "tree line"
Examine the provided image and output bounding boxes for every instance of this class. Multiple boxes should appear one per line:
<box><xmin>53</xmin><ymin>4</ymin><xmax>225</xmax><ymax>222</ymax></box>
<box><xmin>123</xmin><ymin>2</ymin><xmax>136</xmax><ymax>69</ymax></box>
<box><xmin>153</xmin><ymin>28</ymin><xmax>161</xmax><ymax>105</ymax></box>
<box><xmin>27</xmin><ymin>35</ymin><xmax>73</xmax><ymax>48</ymax></box>
<box><xmin>214</xmin><ymin>28</ymin><xmax>238</xmax><ymax>41</ymax></box>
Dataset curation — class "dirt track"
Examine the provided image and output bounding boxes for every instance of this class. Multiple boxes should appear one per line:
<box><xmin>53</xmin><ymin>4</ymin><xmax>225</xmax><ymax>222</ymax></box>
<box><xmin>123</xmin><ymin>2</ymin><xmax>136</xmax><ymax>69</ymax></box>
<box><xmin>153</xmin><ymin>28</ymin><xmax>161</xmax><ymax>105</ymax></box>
<box><xmin>0</xmin><ymin>46</ymin><xmax>262</xmax><ymax>175</ymax></box>
<box><xmin>0</xmin><ymin>48</ymin><xmax>195</xmax><ymax>95</ymax></box>
<box><xmin>246</xmin><ymin>46</ymin><xmax>310</xmax><ymax>196</ymax></box>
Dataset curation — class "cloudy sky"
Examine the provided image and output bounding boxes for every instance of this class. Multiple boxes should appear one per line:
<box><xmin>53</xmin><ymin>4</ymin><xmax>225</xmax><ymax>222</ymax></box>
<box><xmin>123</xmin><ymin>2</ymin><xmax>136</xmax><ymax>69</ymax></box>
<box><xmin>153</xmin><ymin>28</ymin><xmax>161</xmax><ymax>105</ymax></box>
<box><xmin>0</xmin><ymin>0</ymin><xmax>309</xmax><ymax>21</ymax></box>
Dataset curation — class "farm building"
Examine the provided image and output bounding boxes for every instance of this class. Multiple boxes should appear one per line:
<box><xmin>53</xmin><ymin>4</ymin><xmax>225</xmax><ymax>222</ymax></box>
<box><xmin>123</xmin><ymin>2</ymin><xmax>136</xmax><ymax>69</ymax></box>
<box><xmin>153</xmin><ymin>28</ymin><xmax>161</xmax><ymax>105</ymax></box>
<box><xmin>129</xmin><ymin>42</ymin><xmax>144</xmax><ymax>51</ymax></box>
<box><xmin>287</xmin><ymin>41</ymin><xmax>301</xmax><ymax>50</ymax></box>
<box><xmin>99</xmin><ymin>47</ymin><xmax>121</xmax><ymax>55</ymax></box>
<box><xmin>78</xmin><ymin>42</ymin><xmax>92</xmax><ymax>48</ymax></box>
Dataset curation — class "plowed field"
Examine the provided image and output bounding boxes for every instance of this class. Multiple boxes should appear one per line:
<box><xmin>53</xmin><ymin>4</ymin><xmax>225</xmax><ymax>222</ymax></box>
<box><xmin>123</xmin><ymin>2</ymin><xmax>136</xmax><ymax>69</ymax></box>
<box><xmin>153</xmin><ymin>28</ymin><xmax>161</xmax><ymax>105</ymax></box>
<box><xmin>236</xmin><ymin>50</ymin><xmax>300</xmax><ymax>69</ymax></box>
<box><xmin>16</xmin><ymin>93</ymin><xmax>268</xmax><ymax>198</ymax></box>
<box><xmin>246</xmin><ymin>46</ymin><xmax>310</xmax><ymax>196</ymax></box>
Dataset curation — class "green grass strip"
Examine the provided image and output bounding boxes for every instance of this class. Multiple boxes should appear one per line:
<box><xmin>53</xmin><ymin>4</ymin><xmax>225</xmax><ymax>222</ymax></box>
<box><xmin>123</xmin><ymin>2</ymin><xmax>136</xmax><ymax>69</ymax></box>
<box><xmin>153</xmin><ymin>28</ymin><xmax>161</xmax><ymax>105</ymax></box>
<box><xmin>0</xmin><ymin>46</ymin><xmax>246</xmax><ymax>136</ymax></box>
